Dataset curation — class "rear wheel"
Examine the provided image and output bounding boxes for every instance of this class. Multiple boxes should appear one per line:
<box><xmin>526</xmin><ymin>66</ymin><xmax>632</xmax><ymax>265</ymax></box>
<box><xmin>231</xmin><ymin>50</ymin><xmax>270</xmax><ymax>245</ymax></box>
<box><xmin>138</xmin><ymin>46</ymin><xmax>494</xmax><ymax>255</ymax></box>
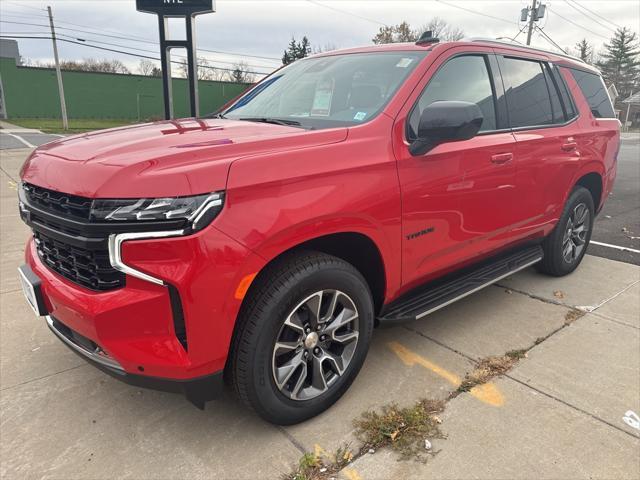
<box><xmin>229</xmin><ymin>251</ymin><xmax>374</xmax><ymax>425</ymax></box>
<box><xmin>537</xmin><ymin>186</ymin><xmax>594</xmax><ymax>276</ymax></box>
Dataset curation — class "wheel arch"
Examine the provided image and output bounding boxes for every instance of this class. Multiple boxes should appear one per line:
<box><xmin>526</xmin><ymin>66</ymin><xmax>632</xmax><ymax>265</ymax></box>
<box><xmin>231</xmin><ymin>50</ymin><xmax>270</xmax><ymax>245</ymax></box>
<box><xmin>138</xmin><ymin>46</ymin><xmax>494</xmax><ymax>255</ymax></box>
<box><xmin>575</xmin><ymin>171</ymin><xmax>603</xmax><ymax>212</ymax></box>
<box><xmin>244</xmin><ymin>231</ymin><xmax>388</xmax><ymax>316</ymax></box>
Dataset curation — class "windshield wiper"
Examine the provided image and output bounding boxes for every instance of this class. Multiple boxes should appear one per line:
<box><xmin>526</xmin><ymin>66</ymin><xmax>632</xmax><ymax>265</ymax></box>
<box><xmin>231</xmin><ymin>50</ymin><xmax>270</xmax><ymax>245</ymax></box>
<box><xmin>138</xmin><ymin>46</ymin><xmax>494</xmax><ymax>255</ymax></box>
<box><xmin>238</xmin><ymin>117</ymin><xmax>305</xmax><ymax>128</ymax></box>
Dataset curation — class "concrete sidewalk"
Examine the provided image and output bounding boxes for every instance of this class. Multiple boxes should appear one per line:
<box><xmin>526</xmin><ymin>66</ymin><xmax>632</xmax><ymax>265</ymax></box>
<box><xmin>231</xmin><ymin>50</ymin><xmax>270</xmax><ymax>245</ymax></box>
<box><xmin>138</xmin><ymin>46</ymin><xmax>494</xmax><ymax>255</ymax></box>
<box><xmin>339</xmin><ymin>260</ymin><xmax>640</xmax><ymax>479</ymax></box>
<box><xmin>1</xmin><ymin>148</ymin><xmax>639</xmax><ymax>479</ymax></box>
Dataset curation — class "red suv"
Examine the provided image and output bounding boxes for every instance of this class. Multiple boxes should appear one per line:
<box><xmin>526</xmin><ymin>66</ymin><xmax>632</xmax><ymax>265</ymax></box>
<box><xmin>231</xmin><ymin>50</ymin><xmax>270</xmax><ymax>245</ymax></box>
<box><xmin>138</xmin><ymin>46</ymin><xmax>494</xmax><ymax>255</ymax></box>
<box><xmin>18</xmin><ymin>37</ymin><xmax>619</xmax><ymax>424</ymax></box>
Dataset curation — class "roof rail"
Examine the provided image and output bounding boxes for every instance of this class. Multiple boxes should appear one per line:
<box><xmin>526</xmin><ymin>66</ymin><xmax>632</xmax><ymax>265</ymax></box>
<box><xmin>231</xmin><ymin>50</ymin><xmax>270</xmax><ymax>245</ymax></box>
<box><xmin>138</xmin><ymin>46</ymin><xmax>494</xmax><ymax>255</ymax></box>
<box><xmin>466</xmin><ymin>37</ymin><xmax>586</xmax><ymax>64</ymax></box>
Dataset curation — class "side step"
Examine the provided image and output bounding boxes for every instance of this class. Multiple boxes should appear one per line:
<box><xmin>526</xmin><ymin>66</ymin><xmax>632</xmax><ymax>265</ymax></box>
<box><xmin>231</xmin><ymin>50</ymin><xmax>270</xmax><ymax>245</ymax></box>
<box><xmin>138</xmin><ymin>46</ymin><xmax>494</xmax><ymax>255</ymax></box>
<box><xmin>378</xmin><ymin>245</ymin><xmax>543</xmax><ymax>323</ymax></box>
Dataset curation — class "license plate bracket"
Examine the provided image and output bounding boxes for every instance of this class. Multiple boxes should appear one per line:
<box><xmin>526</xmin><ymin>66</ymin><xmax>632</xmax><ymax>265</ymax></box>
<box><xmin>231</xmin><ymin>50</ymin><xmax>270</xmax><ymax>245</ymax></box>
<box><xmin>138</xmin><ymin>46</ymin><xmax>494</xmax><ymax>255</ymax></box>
<box><xmin>18</xmin><ymin>265</ymin><xmax>48</xmax><ymax>316</ymax></box>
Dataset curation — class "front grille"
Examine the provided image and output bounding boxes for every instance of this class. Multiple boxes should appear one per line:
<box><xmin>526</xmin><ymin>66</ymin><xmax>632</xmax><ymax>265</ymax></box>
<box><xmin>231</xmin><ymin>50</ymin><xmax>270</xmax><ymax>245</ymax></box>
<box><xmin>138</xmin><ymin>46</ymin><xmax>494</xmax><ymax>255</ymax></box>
<box><xmin>23</xmin><ymin>183</ymin><xmax>92</xmax><ymax>220</ymax></box>
<box><xmin>34</xmin><ymin>231</ymin><xmax>124</xmax><ymax>291</ymax></box>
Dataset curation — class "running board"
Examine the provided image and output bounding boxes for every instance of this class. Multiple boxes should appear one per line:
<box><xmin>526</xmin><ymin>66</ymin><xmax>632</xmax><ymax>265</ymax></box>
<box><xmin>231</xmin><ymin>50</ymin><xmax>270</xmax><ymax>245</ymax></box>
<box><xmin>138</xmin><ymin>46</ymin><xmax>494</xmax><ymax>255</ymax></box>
<box><xmin>378</xmin><ymin>245</ymin><xmax>543</xmax><ymax>324</ymax></box>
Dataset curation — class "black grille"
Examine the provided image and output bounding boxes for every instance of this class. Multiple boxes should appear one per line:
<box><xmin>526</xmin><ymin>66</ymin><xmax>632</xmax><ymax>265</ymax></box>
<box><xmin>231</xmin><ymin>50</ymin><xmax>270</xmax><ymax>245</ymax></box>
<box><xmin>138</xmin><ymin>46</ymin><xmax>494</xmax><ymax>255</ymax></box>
<box><xmin>23</xmin><ymin>183</ymin><xmax>92</xmax><ymax>220</ymax></box>
<box><xmin>34</xmin><ymin>231</ymin><xmax>124</xmax><ymax>291</ymax></box>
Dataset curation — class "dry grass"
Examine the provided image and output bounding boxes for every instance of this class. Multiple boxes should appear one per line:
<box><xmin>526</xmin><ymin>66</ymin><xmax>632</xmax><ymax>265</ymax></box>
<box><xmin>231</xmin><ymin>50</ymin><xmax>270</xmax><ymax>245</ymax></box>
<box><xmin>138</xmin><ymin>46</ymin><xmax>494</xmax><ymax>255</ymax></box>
<box><xmin>354</xmin><ymin>399</ymin><xmax>446</xmax><ymax>461</ymax></box>
<box><xmin>284</xmin><ymin>446</ymin><xmax>354</xmax><ymax>480</ymax></box>
<box><xmin>458</xmin><ymin>349</ymin><xmax>527</xmax><ymax>392</ymax></box>
<box><xmin>564</xmin><ymin>308</ymin><xmax>585</xmax><ymax>325</ymax></box>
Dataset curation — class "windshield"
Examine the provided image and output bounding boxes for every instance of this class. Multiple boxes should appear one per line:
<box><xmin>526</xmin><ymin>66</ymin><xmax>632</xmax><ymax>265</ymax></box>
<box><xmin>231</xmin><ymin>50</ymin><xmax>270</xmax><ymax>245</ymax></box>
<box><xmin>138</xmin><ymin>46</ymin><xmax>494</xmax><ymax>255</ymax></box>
<box><xmin>221</xmin><ymin>51</ymin><xmax>427</xmax><ymax>129</ymax></box>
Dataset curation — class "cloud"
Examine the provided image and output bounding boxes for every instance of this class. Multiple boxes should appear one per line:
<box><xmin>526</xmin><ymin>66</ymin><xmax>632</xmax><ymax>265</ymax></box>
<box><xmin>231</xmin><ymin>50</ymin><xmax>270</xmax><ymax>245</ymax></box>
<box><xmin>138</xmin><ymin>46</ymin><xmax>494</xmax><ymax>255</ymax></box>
<box><xmin>2</xmin><ymin>0</ymin><xmax>638</xmax><ymax>75</ymax></box>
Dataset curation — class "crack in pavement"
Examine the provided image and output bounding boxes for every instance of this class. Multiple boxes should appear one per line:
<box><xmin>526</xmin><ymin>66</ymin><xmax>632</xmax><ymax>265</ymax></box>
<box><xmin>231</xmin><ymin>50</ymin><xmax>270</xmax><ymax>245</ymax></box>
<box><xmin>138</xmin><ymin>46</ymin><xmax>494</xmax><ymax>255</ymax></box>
<box><xmin>0</xmin><ymin>364</ymin><xmax>87</xmax><ymax>392</ymax></box>
<box><xmin>0</xmin><ymin>165</ymin><xmax>18</xmax><ymax>183</ymax></box>
<box><xmin>275</xmin><ymin>426</ymin><xmax>307</xmax><ymax>455</ymax></box>
<box><xmin>505</xmin><ymin>374</ymin><xmax>640</xmax><ymax>439</ymax></box>
<box><xmin>398</xmin><ymin>286</ymin><xmax>640</xmax><ymax>441</ymax></box>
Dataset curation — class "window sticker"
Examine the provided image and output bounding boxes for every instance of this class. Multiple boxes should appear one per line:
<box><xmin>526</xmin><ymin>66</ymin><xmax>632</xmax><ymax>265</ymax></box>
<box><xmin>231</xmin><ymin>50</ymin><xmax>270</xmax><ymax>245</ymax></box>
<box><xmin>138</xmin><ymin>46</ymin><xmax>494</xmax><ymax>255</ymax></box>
<box><xmin>354</xmin><ymin>111</ymin><xmax>367</xmax><ymax>121</ymax></box>
<box><xmin>396</xmin><ymin>58</ymin><xmax>414</xmax><ymax>68</ymax></box>
<box><xmin>311</xmin><ymin>78</ymin><xmax>335</xmax><ymax>116</ymax></box>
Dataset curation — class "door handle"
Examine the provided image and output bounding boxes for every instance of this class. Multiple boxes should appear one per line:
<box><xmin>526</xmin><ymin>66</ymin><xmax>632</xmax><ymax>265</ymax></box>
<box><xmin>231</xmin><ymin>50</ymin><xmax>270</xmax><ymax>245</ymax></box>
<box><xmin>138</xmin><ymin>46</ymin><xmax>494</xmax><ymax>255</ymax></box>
<box><xmin>490</xmin><ymin>153</ymin><xmax>513</xmax><ymax>165</ymax></box>
<box><xmin>561</xmin><ymin>141</ymin><xmax>577</xmax><ymax>152</ymax></box>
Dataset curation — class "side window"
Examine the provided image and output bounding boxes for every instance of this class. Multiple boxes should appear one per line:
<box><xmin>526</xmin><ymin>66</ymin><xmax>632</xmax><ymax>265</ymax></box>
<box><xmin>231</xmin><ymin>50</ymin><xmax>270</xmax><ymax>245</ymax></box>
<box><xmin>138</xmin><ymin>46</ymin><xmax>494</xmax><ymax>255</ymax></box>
<box><xmin>501</xmin><ymin>57</ymin><xmax>554</xmax><ymax>128</ymax></box>
<box><xmin>408</xmin><ymin>55</ymin><xmax>497</xmax><ymax>139</ymax></box>
<box><xmin>551</xmin><ymin>65</ymin><xmax>577</xmax><ymax>120</ymax></box>
<box><xmin>569</xmin><ymin>68</ymin><xmax>616</xmax><ymax>118</ymax></box>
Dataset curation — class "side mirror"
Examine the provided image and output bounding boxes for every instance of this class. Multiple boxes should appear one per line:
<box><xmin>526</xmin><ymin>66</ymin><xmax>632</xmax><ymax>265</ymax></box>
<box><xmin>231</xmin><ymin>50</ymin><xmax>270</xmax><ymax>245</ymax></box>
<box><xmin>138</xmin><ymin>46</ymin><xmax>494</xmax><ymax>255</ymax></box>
<box><xmin>409</xmin><ymin>101</ymin><xmax>484</xmax><ymax>156</ymax></box>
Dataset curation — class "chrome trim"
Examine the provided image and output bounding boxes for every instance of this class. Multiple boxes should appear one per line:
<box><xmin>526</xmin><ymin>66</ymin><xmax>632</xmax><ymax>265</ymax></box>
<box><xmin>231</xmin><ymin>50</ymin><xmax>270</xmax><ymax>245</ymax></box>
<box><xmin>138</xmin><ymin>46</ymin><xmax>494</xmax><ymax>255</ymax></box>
<box><xmin>191</xmin><ymin>198</ymin><xmax>223</xmax><ymax>227</ymax></box>
<box><xmin>187</xmin><ymin>193</ymin><xmax>223</xmax><ymax>222</ymax></box>
<box><xmin>46</xmin><ymin>315</ymin><xmax>123</xmax><ymax>371</ymax></box>
<box><xmin>108</xmin><ymin>230</ymin><xmax>184</xmax><ymax>285</ymax></box>
<box><xmin>414</xmin><ymin>256</ymin><xmax>543</xmax><ymax>320</ymax></box>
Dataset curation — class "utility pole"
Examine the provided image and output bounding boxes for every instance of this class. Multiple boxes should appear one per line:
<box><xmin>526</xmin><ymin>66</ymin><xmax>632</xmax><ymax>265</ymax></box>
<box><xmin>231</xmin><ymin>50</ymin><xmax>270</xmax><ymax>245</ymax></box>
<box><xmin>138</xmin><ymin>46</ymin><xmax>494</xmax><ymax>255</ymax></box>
<box><xmin>526</xmin><ymin>0</ymin><xmax>538</xmax><ymax>45</ymax></box>
<box><xmin>47</xmin><ymin>6</ymin><xmax>68</xmax><ymax>130</ymax></box>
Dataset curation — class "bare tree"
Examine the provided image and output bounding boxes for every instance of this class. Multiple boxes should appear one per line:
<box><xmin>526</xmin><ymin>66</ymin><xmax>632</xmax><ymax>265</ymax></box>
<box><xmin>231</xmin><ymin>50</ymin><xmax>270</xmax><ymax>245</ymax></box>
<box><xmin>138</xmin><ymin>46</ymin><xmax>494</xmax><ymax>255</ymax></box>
<box><xmin>417</xmin><ymin>17</ymin><xmax>465</xmax><ymax>41</ymax></box>
<box><xmin>138</xmin><ymin>58</ymin><xmax>157</xmax><ymax>76</ymax></box>
<box><xmin>53</xmin><ymin>58</ymin><xmax>130</xmax><ymax>74</ymax></box>
<box><xmin>373</xmin><ymin>19</ymin><xmax>464</xmax><ymax>44</ymax></box>
<box><xmin>230</xmin><ymin>61</ymin><xmax>255</xmax><ymax>84</ymax></box>
<box><xmin>372</xmin><ymin>21</ymin><xmax>417</xmax><ymax>44</ymax></box>
<box><xmin>178</xmin><ymin>57</ymin><xmax>227</xmax><ymax>81</ymax></box>
<box><xmin>312</xmin><ymin>43</ymin><xmax>338</xmax><ymax>54</ymax></box>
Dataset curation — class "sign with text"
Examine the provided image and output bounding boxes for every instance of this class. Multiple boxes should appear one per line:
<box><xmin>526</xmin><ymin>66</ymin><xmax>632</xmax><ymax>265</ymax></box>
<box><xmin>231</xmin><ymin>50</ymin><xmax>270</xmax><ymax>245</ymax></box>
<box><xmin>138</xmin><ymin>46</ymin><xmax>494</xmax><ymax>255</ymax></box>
<box><xmin>136</xmin><ymin>0</ymin><xmax>214</xmax><ymax>16</ymax></box>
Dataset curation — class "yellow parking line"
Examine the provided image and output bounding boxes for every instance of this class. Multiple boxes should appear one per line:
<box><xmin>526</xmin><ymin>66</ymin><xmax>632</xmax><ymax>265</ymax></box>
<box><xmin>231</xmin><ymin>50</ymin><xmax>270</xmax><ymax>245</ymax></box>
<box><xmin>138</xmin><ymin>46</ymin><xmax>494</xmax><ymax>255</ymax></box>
<box><xmin>343</xmin><ymin>467</ymin><xmax>363</xmax><ymax>480</ymax></box>
<box><xmin>388</xmin><ymin>341</ymin><xmax>504</xmax><ymax>407</ymax></box>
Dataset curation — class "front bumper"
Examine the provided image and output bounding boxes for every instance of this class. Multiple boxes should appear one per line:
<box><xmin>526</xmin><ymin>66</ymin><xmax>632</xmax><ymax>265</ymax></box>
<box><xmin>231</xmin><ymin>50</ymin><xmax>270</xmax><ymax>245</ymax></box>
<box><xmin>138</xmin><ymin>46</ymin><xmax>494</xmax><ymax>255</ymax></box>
<box><xmin>46</xmin><ymin>314</ymin><xmax>223</xmax><ymax>408</ymax></box>
<box><xmin>22</xmin><ymin>221</ymin><xmax>264</xmax><ymax>405</ymax></box>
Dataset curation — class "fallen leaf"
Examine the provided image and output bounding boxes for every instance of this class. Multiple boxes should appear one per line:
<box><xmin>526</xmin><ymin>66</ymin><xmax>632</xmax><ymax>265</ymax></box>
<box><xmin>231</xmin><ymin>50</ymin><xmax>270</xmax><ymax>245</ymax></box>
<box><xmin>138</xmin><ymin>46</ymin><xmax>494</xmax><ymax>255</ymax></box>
<box><xmin>553</xmin><ymin>290</ymin><xmax>565</xmax><ymax>299</ymax></box>
<box><xmin>390</xmin><ymin>430</ymin><xmax>399</xmax><ymax>441</ymax></box>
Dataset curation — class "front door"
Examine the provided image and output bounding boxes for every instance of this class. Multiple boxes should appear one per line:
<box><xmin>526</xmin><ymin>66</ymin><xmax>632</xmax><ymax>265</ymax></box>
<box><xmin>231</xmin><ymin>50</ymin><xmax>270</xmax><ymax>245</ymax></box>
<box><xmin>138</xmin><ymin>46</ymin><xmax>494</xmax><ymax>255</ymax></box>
<box><xmin>393</xmin><ymin>48</ymin><xmax>517</xmax><ymax>291</ymax></box>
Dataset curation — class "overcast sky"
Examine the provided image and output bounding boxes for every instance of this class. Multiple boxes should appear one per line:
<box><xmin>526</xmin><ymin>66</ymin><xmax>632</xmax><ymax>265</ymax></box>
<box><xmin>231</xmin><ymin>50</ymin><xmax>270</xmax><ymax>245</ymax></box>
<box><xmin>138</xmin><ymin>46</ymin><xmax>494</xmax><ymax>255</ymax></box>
<box><xmin>1</xmin><ymin>0</ymin><xmax>638</xmax><ymax>77</ymax></box>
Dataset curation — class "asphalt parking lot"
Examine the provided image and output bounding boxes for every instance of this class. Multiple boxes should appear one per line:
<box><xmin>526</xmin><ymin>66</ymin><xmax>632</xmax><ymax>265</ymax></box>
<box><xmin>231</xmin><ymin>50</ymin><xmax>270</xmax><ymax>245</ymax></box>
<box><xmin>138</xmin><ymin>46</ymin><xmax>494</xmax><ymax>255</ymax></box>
<box><xmin>1</xmin><ymin>143</ymin><xmax>639</xmax><ymax>479</ymax></box>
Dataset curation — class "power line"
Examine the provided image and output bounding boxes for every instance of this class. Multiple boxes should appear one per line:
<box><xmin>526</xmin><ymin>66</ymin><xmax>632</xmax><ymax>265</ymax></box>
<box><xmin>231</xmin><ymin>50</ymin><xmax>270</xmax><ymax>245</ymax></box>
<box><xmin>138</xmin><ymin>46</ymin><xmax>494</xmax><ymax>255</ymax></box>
<box><xmin>534</xmin><ymin>26</ymin><xmax>568</xmax><ymax>54</ymax></box>
<box><xmin>3</xmin><ymin>1</ymin><xmax>46</xmax><ymax>13</ymax></box>
<box><xmin>568</xmin><ymin>0</ymin><xmax>622</xmax><ymax>30</ymax></box>
<box><xmin>563</xmin><ymin>0</ymin><xmax>616</xmax><ymax>33</ymax></box>
<box><xmin>0</xmin><ymin>19</ymin><xmax>282</xmax><ymax>62</ymax></box>
<box><xmin>435</xmin><ymin>0</ymin><xmax>515</xmax><ymax>25</ymax></box>
<box><xmin>304</xmin><ymin>0</ymin><xmax>388</xmax><ymax>27</ymax></box>
<box><xmin>0</xmin><ymin>35</ymin><xmax>270</xmax><ymax>76</ymax></box>
<box><xmin>546</xmin><ymin>6</ymin><xmax>610</xmax><ymax>40</ymax></box>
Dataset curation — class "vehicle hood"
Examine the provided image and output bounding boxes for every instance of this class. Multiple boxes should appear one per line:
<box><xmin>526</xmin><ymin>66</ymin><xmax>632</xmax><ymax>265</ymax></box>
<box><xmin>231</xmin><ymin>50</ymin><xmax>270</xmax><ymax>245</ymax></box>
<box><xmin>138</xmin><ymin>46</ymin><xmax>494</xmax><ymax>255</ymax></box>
<box><xmin>20</xmin><ymin>118</ymin><xmax>348</xmax><ymax>198</ymax></box>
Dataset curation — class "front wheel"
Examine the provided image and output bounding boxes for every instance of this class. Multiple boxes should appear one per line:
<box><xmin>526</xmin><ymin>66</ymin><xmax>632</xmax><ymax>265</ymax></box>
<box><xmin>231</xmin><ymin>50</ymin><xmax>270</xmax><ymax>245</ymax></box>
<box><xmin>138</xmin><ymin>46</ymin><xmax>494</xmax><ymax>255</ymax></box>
<box><xmin>229</xmin><ymin>251</ymin><xmax>374</xmax><ymax>425</ymax></box>
<box><xmin>537</xmin><ymin>186</ymin><xmax>594</xmax><ymax>276</ymax></box>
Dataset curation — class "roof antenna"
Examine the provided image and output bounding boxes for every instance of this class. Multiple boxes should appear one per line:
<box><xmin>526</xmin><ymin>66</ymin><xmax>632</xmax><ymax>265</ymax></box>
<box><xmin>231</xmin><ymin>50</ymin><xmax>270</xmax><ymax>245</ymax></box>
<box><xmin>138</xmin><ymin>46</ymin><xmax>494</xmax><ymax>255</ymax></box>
<box><xmin>416</xmin><ymin>30</ymin><xmax>440</xmax><ymax>45</ymax></box>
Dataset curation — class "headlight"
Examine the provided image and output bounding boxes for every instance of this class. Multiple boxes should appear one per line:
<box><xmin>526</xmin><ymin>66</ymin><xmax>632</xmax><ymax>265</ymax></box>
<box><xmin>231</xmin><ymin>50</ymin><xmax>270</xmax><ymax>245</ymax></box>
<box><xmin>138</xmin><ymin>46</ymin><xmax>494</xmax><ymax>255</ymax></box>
<box><xmin>90</xmin><ymin>192</ymin><xmax>224</xmax><ymax>232</ymax></box>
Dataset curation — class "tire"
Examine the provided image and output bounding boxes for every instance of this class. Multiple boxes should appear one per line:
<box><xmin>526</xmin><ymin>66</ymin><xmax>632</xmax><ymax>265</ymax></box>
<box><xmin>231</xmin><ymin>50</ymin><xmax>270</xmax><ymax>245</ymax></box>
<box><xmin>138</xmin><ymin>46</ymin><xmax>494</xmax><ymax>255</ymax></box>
<box><xmin>228</xmin><ymin>251</ymin><xmax>374</xmax><ymax>425</ymax></box>
<box><xmin>537</xmin><ymin>186</ymin><xmax>594</xmax><ymax>277</ymax></box>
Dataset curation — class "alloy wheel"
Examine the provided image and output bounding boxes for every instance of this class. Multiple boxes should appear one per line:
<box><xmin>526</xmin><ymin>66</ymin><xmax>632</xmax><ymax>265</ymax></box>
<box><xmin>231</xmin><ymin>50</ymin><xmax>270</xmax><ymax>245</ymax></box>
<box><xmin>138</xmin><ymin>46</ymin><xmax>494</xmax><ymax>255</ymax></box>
<box><xmin>271</xmin><ymin>290</ymin><xmax>359</xmax><ymax>401</ymax></box>
<box><xmin>562</xmin><ymin>202</ymin><xmax>590</xmax><ymax>264</ymax></box>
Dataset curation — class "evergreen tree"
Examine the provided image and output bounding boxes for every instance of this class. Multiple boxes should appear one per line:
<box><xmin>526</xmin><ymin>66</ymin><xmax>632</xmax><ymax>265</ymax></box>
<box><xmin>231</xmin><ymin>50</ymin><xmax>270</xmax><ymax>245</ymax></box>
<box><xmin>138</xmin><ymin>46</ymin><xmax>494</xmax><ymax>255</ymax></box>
<box><xmin>597</xmin><ymin>27</ymin><xmax>640</xmax><ymax>97</ymax></box>
<box><xmin>282</xmin><ymin>36</ymin><xmax>312</xmax><ymax>65</ymax></box>
<box><xmin>575</xmin><ymin>39</ymin><xmax>593</xmax><ymax>64</ymax></box>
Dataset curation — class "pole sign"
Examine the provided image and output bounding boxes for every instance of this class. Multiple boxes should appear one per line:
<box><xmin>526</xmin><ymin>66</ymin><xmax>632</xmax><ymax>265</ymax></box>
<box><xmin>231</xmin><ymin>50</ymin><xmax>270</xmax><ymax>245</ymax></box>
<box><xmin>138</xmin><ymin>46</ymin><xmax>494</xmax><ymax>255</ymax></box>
<box><xmin>136</xmin><ymin>0</ymin><xmax>214</xmax><ymax>17</ymax></box>
<box><xmin>136</xmin><ymin>0</ymin><xmax>216</xmax><ymax>120</ymax></box>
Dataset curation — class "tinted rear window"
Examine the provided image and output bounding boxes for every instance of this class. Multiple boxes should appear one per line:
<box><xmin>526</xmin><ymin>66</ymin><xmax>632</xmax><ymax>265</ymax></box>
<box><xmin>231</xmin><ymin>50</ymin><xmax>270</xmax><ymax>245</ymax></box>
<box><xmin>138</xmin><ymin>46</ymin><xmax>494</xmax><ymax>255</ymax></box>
<box><xmin>502</xmin><ymin>57</ymin><xmax>554</xmax><ymax>128</ymax></box>
<box><xmin>569</xmin><ymin>69</ymin><xmax>615</xmax><ymax>118</ymax></box>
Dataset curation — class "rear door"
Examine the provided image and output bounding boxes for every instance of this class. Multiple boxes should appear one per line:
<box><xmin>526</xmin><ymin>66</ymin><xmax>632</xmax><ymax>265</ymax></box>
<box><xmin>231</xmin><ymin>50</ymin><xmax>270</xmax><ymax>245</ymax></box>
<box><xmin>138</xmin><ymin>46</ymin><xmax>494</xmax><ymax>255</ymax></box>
<box><xmin>497</xmin><ymin>54</ymin><xmax>581</xmax><ymax>239</ymax></box>
<box><xmin>393</xmin><ymin>47</ymin><xmax>518</xmax><ymax>290</ymax></box>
